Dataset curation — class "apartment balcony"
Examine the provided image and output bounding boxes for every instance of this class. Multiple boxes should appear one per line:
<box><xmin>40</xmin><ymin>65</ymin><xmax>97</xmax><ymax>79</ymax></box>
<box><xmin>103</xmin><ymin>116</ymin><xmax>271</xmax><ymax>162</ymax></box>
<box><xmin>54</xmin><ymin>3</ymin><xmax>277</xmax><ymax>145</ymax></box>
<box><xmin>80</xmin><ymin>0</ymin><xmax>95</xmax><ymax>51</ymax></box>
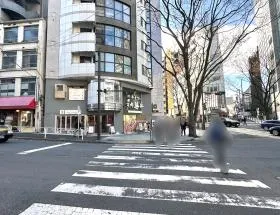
<box><xmin>0</xmin><ymin>0</ymin><xmax>27</xmax><ymax>19</ymax></box>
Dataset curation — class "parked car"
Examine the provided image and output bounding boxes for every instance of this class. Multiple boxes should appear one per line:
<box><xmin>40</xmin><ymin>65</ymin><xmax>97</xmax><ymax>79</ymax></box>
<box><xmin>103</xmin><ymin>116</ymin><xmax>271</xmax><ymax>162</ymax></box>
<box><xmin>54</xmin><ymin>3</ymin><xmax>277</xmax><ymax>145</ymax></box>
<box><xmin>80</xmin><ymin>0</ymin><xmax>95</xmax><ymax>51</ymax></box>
<box><xmin>269</xmin><ymin>126</ymin><xmax>280</xmax><ymax>136</ymax></box>
<box><xmin>260</xmin><ymin>120</ymin><xmax>280</xmax><ymax>131</ymax></box>
<box><xmin>0</xmin><ymin>125</ymin><xmax>13</xmax><ymax>143</ymax></box>
<box><xmin>221</xmin><ymin>117</ymin><xmax>240</xmax><ymax>127</ymax></box>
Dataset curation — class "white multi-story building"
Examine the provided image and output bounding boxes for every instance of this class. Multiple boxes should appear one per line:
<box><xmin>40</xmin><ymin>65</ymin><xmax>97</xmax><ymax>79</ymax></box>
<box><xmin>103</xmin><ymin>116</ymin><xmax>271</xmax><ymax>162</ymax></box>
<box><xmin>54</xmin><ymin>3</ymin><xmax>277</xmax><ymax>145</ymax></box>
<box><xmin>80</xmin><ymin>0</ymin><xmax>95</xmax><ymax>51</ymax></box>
<box><xmin>45</xmin><ymin>0</ymin><xmax>162</xmax><ymax>134</ymax></box>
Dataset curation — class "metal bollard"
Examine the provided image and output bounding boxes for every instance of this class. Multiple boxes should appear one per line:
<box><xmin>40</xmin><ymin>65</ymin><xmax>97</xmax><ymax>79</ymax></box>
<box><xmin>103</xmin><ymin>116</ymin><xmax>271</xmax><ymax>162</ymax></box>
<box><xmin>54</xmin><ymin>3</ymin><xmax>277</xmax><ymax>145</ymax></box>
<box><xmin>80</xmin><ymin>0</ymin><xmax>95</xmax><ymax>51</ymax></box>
<box><xmin>81</xmin><ymin>129</ymin><xmax>84</xmax><ymax>141</ymax></box>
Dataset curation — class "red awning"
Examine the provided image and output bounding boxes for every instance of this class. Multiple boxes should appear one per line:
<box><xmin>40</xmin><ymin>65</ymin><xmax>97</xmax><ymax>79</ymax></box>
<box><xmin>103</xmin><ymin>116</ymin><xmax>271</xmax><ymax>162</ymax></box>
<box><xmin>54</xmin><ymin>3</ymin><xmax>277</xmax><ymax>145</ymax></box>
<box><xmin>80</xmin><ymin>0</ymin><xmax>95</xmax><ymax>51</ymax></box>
<box><xmin>0</xmin><ymin>96</ymin><xmax>36</xmax><ymax>110</ymax></box>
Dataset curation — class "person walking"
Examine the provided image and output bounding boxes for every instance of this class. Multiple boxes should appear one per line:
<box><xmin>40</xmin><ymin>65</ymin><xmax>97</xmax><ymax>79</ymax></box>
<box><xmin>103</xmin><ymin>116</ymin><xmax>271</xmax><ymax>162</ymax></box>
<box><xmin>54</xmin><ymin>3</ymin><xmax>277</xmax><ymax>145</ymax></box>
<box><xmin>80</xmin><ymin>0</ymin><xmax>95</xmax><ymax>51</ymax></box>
<box><xmin>180</xmin><ymin>118</ymin><xmax>187</xmax><ymax>136</ymax></box>
<box><xmin>204</xmin><ymin>116</ymin><xmax>233</xmax><ymax>174</ymax></box>
<box><xmin>243</xmin><ymin>116</ymin><xmax>247</xmax><ymax>126</ymax></box>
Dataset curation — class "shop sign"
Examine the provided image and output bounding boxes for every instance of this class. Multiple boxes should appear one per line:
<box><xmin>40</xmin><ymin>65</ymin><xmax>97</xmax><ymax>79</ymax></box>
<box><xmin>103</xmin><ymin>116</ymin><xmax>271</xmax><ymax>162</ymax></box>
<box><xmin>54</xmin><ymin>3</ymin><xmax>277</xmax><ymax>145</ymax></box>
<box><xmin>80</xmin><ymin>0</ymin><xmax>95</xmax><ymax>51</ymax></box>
<box><xmin>69</xmin><ymin>88</ymin><xmax>85</xmax><ymax>101</ymax></box>
<box><xmin>59</xmin><ymin>110</ymin><xmax>81</xmax><ymax>115</ymax></box>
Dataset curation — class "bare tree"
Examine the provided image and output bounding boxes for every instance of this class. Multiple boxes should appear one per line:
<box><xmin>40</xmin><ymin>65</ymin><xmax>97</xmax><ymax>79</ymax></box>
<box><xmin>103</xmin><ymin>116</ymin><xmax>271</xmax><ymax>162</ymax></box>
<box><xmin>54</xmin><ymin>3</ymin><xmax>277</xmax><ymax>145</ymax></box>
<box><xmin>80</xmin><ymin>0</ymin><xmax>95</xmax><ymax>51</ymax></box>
<box><xmin>143</xmin><ymin>0</ymin><xmax>265</xmax><ymax>137</ymax></box>
<box><xmin>227</xmin><ymin>51</ymin><xmax>280</xmax><ymax>120</ymax></box>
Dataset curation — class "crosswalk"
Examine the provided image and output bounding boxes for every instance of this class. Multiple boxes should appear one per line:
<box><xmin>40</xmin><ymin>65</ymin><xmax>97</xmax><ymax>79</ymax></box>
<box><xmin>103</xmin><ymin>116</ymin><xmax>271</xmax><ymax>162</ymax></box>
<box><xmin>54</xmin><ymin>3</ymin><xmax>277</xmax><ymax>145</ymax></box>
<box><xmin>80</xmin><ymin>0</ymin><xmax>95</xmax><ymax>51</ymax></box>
<box><xmin>19</xmin><ymin>143</ymin><xmax>280</xmax><ymax>214</ymax></box>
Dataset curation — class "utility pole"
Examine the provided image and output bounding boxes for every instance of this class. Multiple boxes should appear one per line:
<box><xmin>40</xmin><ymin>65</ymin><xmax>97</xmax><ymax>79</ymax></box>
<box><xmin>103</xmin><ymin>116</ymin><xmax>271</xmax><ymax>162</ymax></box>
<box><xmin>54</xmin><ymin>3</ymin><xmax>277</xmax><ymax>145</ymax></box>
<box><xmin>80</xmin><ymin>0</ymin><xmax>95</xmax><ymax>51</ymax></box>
<box><xmin>273</xmin><ymin>84</ymin><xmax>278</xmax><ymax>119</ymax></box>
<box><xmin>97</xmin><ymin>51</ymin><xmax>101</xmax><ymax>140</ymax></box>
<box><xmin>201</xmin><ymin>92</ymin><xmax>206</xmax><ymax>130</ymax></box>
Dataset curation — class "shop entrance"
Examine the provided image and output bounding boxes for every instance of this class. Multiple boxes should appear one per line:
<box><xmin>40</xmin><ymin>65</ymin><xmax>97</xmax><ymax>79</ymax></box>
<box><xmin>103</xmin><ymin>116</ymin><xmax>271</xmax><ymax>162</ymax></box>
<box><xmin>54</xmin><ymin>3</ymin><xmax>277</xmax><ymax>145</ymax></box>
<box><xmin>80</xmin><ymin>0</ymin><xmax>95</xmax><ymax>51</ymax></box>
<box><xmin>55</xmin><ymin>115</ymin><xmax>87</xmax><ymax>134</ymax></box>
<box><xmin>88</xmin><ymin>113</ymin><xmax>114</xmax><ymax>133</ymax></box>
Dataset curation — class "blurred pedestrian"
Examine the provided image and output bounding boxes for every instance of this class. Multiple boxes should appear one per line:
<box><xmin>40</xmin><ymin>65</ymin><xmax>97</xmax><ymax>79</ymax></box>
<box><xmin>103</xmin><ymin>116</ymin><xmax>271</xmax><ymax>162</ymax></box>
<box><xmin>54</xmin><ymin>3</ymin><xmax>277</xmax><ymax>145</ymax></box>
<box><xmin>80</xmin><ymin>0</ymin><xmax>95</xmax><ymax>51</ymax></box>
<box><xmin>204</xmin><ymin>116</ymin><xmax>233</xmax><ymax>174</ymax></box>
<box><xmin>243</xmin><ymin>116</ymin><xmax>247</xmax><ymax>126</ymax></box>
<box><xmin>180</xmin><ymin>118</ymin><xmax>187</xmax><ymax>136</ymax></box>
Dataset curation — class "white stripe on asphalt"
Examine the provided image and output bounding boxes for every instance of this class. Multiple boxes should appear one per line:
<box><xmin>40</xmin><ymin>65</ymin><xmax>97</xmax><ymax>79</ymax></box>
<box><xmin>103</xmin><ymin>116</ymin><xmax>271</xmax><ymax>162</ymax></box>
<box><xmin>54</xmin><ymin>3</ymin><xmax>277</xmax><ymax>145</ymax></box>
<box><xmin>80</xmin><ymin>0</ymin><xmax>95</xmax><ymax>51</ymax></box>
<box><xmin>111</xmin><ymin>146</ymin><xmax>201</xmax><ymax>151</ymax></box>
<box><xmin>103</xmin><ymin>151</ymin><xmax>213</xmax><ymax>158</ymax></box>
<box><xmin>73</xmin><ymin>170</ymin><xmax>268</xmax><ymax>188</ymax></box>
<box><xmin>108</xmin><ymin>148</ymin><xmax>208</xmax><ymax>154</ymax></box>
<box><xmin>87</xmin><ymin>161</ymin><xmax>246</xmax><ymax>174</ymax></box>
<box><xmin>17</xmin><ymin>143</ymin><xmax>73</xmax><ymax>155</ymax></box>
<box><xmin>114</xmin><ymin>144</ymin><xmax>193</xmax><ymax>147</ymax></box>
<box><xmin>52</xmin><ymin>183</ymin><xmax>280</xmax><ymax>210</ymax></box>
<box><xmin>112</xmin><ymin>145</ymin><xmax>198</xmax><ymax>149</ymax></box>
<box><xmin>95</xmin><ymin>155</ymin><xmax>213</xmax><ymax>164</ymax></box>
<box><xmin>19</xmin><ymin>203</ymin><xmax>165</xmax><ymax>215</ymax></box>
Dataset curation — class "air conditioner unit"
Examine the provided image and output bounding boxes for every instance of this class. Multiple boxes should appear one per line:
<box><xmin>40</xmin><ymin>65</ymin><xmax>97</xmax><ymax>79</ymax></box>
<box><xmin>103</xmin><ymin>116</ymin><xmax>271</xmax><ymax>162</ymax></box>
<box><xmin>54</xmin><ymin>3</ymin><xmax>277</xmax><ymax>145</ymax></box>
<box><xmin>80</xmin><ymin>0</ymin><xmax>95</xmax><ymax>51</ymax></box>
<box><xmin>54</xmin><ymin>84</ymin><xmax>67</xmax><ymax>99</ymax></box>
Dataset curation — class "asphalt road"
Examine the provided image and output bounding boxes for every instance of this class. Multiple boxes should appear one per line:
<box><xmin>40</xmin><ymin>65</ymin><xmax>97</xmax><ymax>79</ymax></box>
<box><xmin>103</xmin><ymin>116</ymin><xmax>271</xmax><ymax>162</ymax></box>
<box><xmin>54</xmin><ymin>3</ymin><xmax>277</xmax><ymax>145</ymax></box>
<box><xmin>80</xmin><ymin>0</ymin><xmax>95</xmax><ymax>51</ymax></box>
<box><xmin>0</xmin><ymin>132</ymin><xmax>280</xmax><ymax>215</ymax></box>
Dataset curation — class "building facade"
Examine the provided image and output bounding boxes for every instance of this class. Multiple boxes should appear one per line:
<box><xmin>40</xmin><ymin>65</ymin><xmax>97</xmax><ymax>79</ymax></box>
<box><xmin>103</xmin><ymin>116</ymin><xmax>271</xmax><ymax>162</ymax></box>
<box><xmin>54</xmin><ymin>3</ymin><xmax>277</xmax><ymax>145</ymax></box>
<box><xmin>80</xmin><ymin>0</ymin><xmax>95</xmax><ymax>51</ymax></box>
<box><xmin>0</xmin><ymin>0</ymin><xmax>46</xmax><ymax>131</ymax></box>
<box><xmin>45</xmin><ymin>0</ymin><xmax>158</xmax><ymax>134</ymax></box>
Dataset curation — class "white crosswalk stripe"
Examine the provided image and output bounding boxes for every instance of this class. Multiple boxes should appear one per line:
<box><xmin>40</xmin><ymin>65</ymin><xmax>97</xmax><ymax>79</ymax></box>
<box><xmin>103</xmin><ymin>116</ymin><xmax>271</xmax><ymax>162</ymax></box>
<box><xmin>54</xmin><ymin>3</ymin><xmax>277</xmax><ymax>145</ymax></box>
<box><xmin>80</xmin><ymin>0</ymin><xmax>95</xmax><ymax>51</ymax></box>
<box><xmin>72</xmin><ymin>170</ymin><xmax>268</xmax><ymax>188</ymax></box>
<box><xmin>87</xmin><ymin>161</ymin><xmax>246</xmax><ymax>174</ymax></box>
<box><xmin>19</xmin><ymin>203</ymin><xmax>165</xmax><ymax>215</ymax></box>
<box><xmin>20</xmin><ymin>143</ymin><xmax>280</xmax><ymax>214</ymax></box>
<box><xmin>95</xmin><ymin>155</ymin><xmax>213</xmax><ymax>164</ymax></box>
<box><xmin>103</xmin><ymin>150</ymin><xmax>213</xmax><ymax>158</ymax></box>
<box><xmin>52</xmin><ymin>183</ymin><xmax>280</xmax><ymax>210</ymax></box>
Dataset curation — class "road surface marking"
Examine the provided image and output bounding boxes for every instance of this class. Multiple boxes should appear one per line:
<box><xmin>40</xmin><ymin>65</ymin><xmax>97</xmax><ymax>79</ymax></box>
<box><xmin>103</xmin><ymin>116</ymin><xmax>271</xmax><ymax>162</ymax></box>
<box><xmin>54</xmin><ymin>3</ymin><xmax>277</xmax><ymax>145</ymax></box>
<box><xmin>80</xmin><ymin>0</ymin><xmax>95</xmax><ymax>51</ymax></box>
<box><xmin>73</xmin><ymin>170</ymin><xmax>268</xmax><ymax>188</ymax></box>
<box><xmin>52</xmin><ymin>183</ymin><xmax>280</xmax><ymax>210</ymax></box>
<box><xmin>108</xmin><ymin>148</ymin><xmax>208</xmax><ymax>154</ymax></box>
<box><xmin>94</xmin><ymin>155</ymin><xmax>213</xmax><ymax>164</ymax></box>
<box><xmin>17</xmin><ymin>143</ymin><xmax>73</xmax><ymax>155</ymax></box>
<box><xmin>114</xmin><ymin>144</ymin><xmax>193</xmax><ymax>147</ymax></box>
<box><xmin>86</xmin><ymin>161</ymin><xmax>246</xmax><ymax>174</ymax></box>
<box><xmin>111</xmin><ymin>146</ymin><xmax>201</xmax><ymax>150</ymax></box>
<box><xmin>19</xmin><ymin>203</ymin><xmax>165</xmax><ymax>215</ymax></box>
<box><xmin>103</xmin><ymin>151</ymin><xmax>213</xmax><ymax>158</ymax></box>
<box><xmin>112</xmin><ymin>145</ymin><xmax>198</xmax><ymax>149</ymax></box>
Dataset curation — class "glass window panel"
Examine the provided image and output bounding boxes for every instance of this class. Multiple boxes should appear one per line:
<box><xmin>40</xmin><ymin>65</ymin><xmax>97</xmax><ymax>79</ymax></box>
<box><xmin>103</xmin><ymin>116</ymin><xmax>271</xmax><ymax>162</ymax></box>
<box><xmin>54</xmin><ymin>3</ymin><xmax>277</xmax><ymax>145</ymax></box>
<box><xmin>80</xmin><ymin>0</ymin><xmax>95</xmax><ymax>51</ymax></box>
<box><xmin>115</xmin><ymin>38</ymin><xmax>123</xmax><ymax>48</ymax></box>
<box><xmin>96</xmin><ymin>24</ymin><xmax>104</xmax><ymax>34</ymax></box>
<box><xmin>105</xmin><ymin>26</ymin><xmax>114</xmax><ymax>36</ymax></box>
<box><xmin>21</xmin><ymin>83</ymin><xmax>29</xmax><ymax>89</ymax></box>
<box><xmin>123</xmin><ymin>31</ymin><xmax>130</xmax><ymax>39</ymax></box>
<box><xmin>115</xmin><ymin>1</ymin><xmax>122</xmax><ymax>10</ymax></box>
<box><xmin>2</xmin><ymin>51</ymin><xmax>17</xmax><ymax>69</ymax></box>
<box><xmin>124</xmin><ymin>39</ymin><xmax>130</xmax><ymax>49</ymax></box>
<box><xmin>115</xmin><ymin>64</ymin><xmax>123</xmax><ymax>73</ymax></box>
<box><xmin>115</xmin><ymin>55</ymin><xmax>123</xmax><ymax>64</ymax></box>
<box><xmin>115</xmin><ymin>28</ymin><xmax>123</xmax><ymax>37</ymax></box>
<box><xmin>105</xmin><ymin>0</ymin><xmax>114</xmax><ymax>7</ymax></box>
<box><xmin>24</xmin><ymin>25</ymin><xmax>39</xmax><ymax>42</ymax></box>
<box><xmin>105</xmin><ymin>35</ymin><xmax>114</xmax><ymax>46</ymax></box>
<box><xmin>123</xmin><ymin>4</ymin><xmax>130</xmax><ymax>15</ymax></box>
<box><xmin>105</xmin><ymin>8</ymin><xmax>114</xmax><ymax>17</ymax></box>
<box><xmin>124</xmin><ymin>65</ymin><xmax>131</xmax><ymax>75</ymax></box>
<box><xmin>22</xmin><ymin>50</ymin><xmax>37</xmax><ymax>68</ymax></box>
<box><xmin>105</xmin><ymin>53</ymin><xmax>114</xmax><ymax>62</ymax></box>
<box><xmin>124</xmin><ymin>57</ymin><xmax>131</xmax><ymax>65</ymax></box>
<box><xmin>105</xmin><ymin>62</ymin><xmax>114</xmax><ymax>72</ymax></box>
<box><xmin>100</xmin><ymin>52</ymin><xmax>105</xmax><ymax>61</ymax></box>
<box><xmin>4</xmin><ymin>27</ymin><xmax>18</xmax><ymax>43</ymax></box>
<box><xmin>123</xmin><ymin>14</ymin><xmax>130</xmax><ymax>24</ymax></box>
<box><xmin>115</xmin><ymin>11</ymin><xmax>123</xmax><ymax>21</ymax></box>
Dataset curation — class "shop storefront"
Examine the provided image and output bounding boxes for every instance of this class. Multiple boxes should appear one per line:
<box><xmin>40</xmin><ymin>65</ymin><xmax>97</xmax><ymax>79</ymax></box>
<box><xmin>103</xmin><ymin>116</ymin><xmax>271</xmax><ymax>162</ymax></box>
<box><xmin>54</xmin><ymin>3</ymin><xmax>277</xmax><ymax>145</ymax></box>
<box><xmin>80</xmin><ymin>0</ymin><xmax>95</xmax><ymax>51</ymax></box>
<box><xmin>0</xmin><ymin>96</ymin><xmax>36</xmax><ymax>130</ymax></box>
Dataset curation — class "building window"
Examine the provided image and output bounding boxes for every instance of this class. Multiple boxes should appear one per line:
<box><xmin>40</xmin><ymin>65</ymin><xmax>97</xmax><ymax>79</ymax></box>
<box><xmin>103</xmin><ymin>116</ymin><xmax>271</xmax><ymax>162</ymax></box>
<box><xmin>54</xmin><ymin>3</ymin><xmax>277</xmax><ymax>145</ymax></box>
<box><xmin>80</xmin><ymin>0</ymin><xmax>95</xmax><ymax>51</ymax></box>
<box><xmin>24</xmin><ymin>25</ymin><xmax>39</xmax><ymax>42</ymax></box>
<box><xmin>21</xmin><ymin>77</ymin><xmax>36</xmax><ymax>96</ymax></box>
<box><xmin>22</xmin><ymin>50</ymin><xmax>37</xmax><ymax>68</ymax></box>
<box><xmin>96</xmin><ymin>52</ymin><xmax>131</xmax><ymax>75</ymax></box>
<box><xmin>80</xmin><ymin>27</ymin><xmax>93</xmax><ymax>32</ymax></box>
<box><xmin>96</xmin><ymin>0</ymin><xmax>131</xmax><ymax>24</ymax></box>
<box><xmin>80</xmin><ymin>56</ymin><xmax>92</xmax><ymax>63</ymax></box>
<box><xmin>142</xmin><ymin>65</ymin><xmax>151</xmax><ymax>77</ymax></box>
<box><xmin>2</xmin><ymin>51</ymin><xmax>17</xmax><ymax>69</ymax></box>
<box><xmin>96</xmin><ymin>24</ymin><xmax>130</xmax><ymax>49</ymax></box>
<box><xmin>0</xmin><ymin>79</ymin><xmax>15</xmax><ymax>96</ymax></box>
<box><xmin>4</xmin><ymin>27</ymin><xmax>18</xmax><ymax>43</ymax></box>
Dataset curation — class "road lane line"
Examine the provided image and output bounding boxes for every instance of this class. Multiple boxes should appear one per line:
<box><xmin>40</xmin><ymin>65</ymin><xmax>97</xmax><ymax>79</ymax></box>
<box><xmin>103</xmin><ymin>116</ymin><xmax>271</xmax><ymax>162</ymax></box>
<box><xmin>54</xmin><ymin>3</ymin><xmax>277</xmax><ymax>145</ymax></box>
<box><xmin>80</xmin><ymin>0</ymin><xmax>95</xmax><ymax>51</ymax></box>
<box><xmin>102</xmin><ymin>151</ymin><xmax>213</xmax><ymax>158</ymax></box>
<box><xmin>73</xmin><ymin>170</ymin><xmax>268</xmax><ymax>188</ymax></box>
<box><xmin>112</xmin><ymin>145</ymin><xmax>198</xmax><ymax>149</ymax></box>
<box><xmin>108</xmin><ymin>148</ymin><xmax>208</xmax><ymax>154</ymax></box>
<box><xmin>94</xmin><ymin>155</ymin><xmax>213</xmax><ymax>164</ymax></box>
<box><xmin>86</xmin><ymin>161</ymin><xmax>246</xmax><ymax>174</ymax></box>
<box><xmin>114</xmin><ymin>144</ymin><xmax>193</xmax><ymax>147</ymax></box>
<box><xmin>52</xmin><ymin>183</ymin><xmax>280</xmax><ymax>210</ymax></box>
<box><xmin>19</xmin><ymin>203</ymin><xmax>165</xmax><ymax>215</ymax></box>
<box><xmin>17</xmin><ymin>143</ymin><xmax>73</xmax><ymax>155</ymax></box>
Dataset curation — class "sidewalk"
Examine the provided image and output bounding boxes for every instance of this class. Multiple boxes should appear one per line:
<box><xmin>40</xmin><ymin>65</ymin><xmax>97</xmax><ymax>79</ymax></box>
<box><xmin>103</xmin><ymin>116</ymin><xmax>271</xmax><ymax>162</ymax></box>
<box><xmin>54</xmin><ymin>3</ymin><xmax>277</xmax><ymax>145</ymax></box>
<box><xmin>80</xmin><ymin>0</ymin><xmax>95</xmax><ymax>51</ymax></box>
<box><xmin>12</xmin><ymin>129</ymin><xmax>205</xmax><ymax>144</ymax></box>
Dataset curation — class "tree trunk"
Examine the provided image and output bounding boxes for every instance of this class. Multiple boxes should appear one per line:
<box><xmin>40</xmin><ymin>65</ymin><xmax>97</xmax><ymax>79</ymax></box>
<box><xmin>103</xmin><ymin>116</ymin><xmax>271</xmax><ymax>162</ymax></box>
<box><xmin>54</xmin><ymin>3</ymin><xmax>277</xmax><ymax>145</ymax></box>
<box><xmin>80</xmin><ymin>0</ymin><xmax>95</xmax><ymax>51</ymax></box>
<box><xmin>188</xmin><ymin>106</ymin><xmax>197</xmax><ymax>137</ymax></box>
